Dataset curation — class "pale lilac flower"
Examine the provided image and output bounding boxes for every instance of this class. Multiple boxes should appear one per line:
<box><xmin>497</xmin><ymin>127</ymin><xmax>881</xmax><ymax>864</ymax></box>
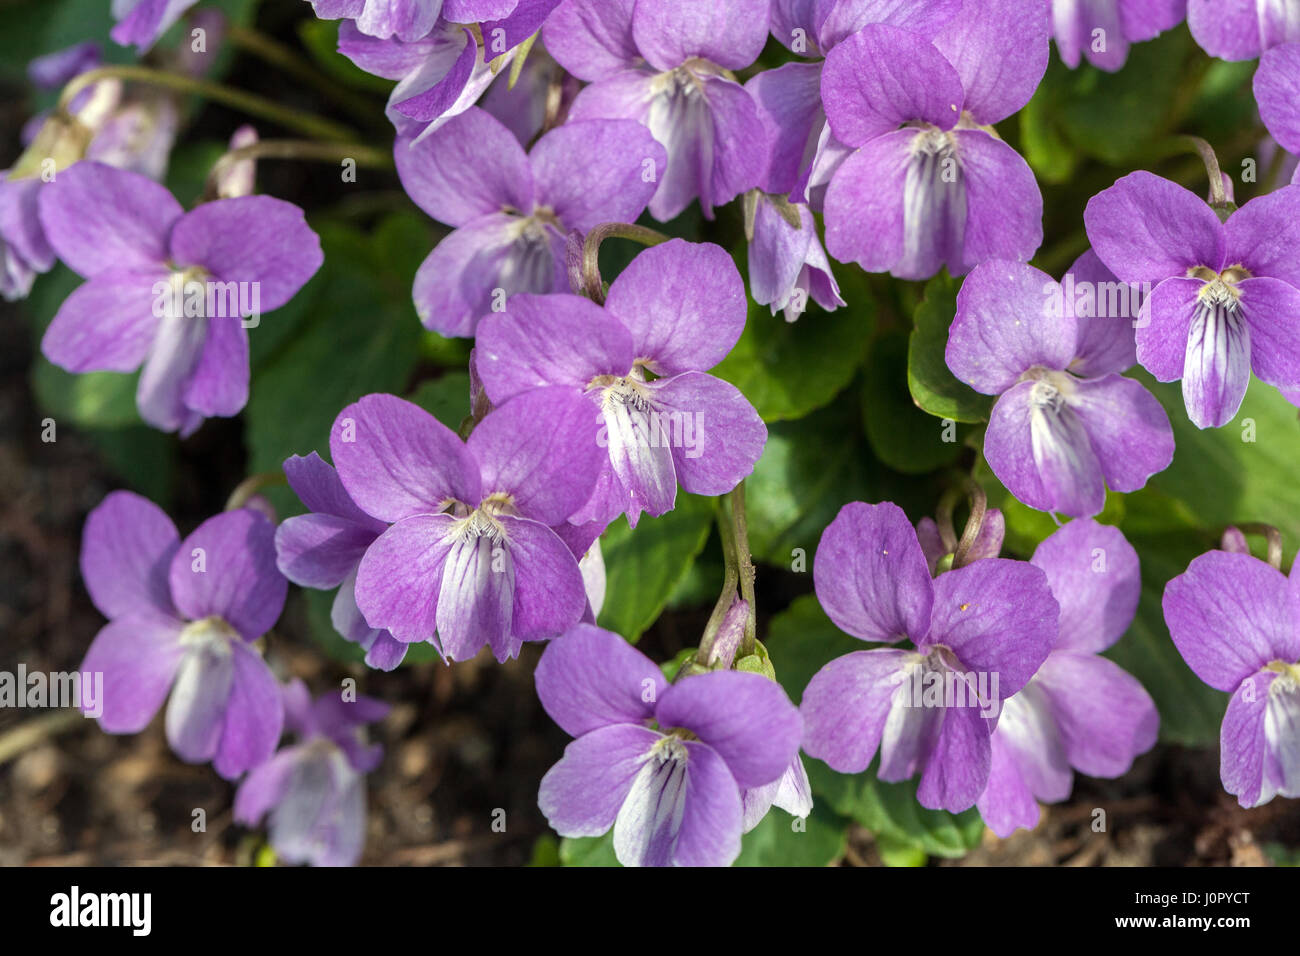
<box><xmin>338</xmin><ymin>2</ymin><xmax>561</xmax><ymax>139</ymax></box>
<box><xmin>479</xmin><ymin>46</ymin><xmax>580</xmax><ymax>144</ymax></box>
<box><xmin>0</xmin><ymin>176</ymin><xmax>53</xmax><ymax>301</ymax></box>
<box><xmin>1084</xmin><ymin>172</ymin><xmax>1300</xmax><ymax>428</ymax></box>
<box><xmin>339</xmin><ymin>388</ymin><xmax>603</xmax><ymax>662</ymax></box>
<box><xmin>1164</xmin><ymin>547</ymin><xmax>1300</xmax><ymax>807</ymax></box>
<box><xmin>746</xmin><ymin>194</ymin><xmax>845</xmax><ymax>321</ymax></box>
<box><xmin>38</xmin><ymin>162</ymin><xmax>323</xmax><ymax>435</ymax></box>
<box><xmin>1254</xmin><ymin>42</ymin><xmax>1300</xmax><ymax>187</ymax></box>
<box><xmin>475</xmin><ymin>239</ymin><xmax>767</xmax><ymax>528</ymax></box>
<box><xmin>79</xmin><ymin>492</ymin><xmax>287</xmax><ymax>779</ymax></box>
<box><xmin>946</xmin><ymin>257</ymin><xmax>1174</xmax><ymax>517</ymax></box>
<box><xmin>111</xmin><ymin>0</ymin><xmax>199</xmax><ymax>51</ymax></box>
<box><xmin>1189</xmin><ymin>0</ymin><xmax>1300</xmax><ymax>60</ymax></box>
<box><xmin>276</xmin><ymin>453</ymin><xmax>426</xmax><ymax>671</ymax></box>
<box><xmin>536</xmin><ymin>624</ymin><xmax>803</xmax><ymax>866</ymax></box>
<box><xmin>748</xmin><ymin>0</ymin><xmax>960</xmax><ymax>205</ymax></box>
<box><xmin>819</xmin><ymin>0</ymin><xmax>1050</xmax><ymax>279</ymax></box>
<box><xmin>394</xmin><ymin>107</ymin><xmax>665</xmax><ymax>336</ymax></box>
<box><xmin>542</xmin><ymin>0</ymin><xmax>772</xmax><ymax>220</ymax></box>
<box><xmin>801</xmin><ymin>501</ymin><xmax>1059</xmax><ymax>812</ymax></box>
<box><xmin>1051</xmin><ymin>0</ymin><xmax>1186</xmax><ymax>71</ymax></box>
<box><xmin>27</xmin><ymin>41</ymin><xmax>101</xmax><ymax>89</ymax></box>
<box><xmin>977</xmin><ymin>519</ymin><xmax>1158</xmax><ymax>836</ymax></box>
<box><xmin>308</xmin><ymin>0</ymin><xmax>542</xmax><ymax>40</ymax></box>
<box><xmin>235</xmin><ymin>679</ymin><xmax>388</xmax><ymax>867</ymax></box>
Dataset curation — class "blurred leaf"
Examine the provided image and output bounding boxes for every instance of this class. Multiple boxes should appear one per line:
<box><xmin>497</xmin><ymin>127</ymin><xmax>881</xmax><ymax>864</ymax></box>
<box><xmin>807</xmin><ymin>759</ymin><xmax>984</xmax><ymax>862</ymax></box>
<box><xmin>863</xmin><ymin>333</ymin><xmax>967</xmax><ymax>473</ymax></box>
<box><xmin>85</xmin><ymin>425</ymin><xmax>175</xmax><ymax>503</ymax></box>
<box><xmin>713</xmin><ymin>297</ymin><xmax>872</xmax><ymax>423</ymax></box>
<box><xmin>598</xmin><ymin>493</ymin><xmax>714</xmax><ymax>641</ymax></box>
<box><xmin>733</xmin><ymin>803</ymin><xmax>848</xmax><ymax>867</ymax></box>
<box><xmin>298</xmin><ymin>18</ymin><xmax>396</xmax><ymax>93</ymax></box>
<box><xmin>303</xmin><ymin>587</ymin><xmax>439</xmax><ymax>667</ymax></box>
<box><xmin>528</xmin><ymin>834</ymin><xmax>561</xmax><ymax>867</ymax></box>
<box><xmin>559</xmin><ymin>832</ymin><xmax>620</xmax><ymax>867</ymax></box>
<box><xmin>407</xmin><ymin>371</ymin><xmax>471</xmax><ymax>431</ymax></box>
<box><xmin>907</xmin><ymin>273</ymin><xmax>993</xmax><ymax>423</ymax></box>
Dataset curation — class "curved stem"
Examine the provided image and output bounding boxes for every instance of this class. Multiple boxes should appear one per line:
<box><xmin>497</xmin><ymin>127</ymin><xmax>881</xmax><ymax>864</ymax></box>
<box><xmin>1237</xmin><ymin>522</ymin><xmax>1284</xmax><ymax>570</ymax></box>
<box><xmin>580</xmin><ymin>222</ymin><xmax>671</xmax><ymax>304</ymax></box>
<box><xmin>1178</xmin><ymin>134</ymin><xmax>1229</xmax><ymax>211</ymax></box>
<box><xmin>57</xmin><ymin>66</ymin><xmax>357</xmax><ymax>142</ymax></box>
<box><xmin>224</xmin><ymin>23</ymin><xmax>383</xmax><ymax>128</ymax></box>
<box><xmin>225</xmin><ymin>471</ymin><xmax>287</xmax><ymax>512</ymax></box>
<box><xmin>950</xmin><ymin>478</ymin><xmax>988</xmax><ymax>569</ymax></box>
<box><xmin>731</xmin><ymin>482</ymin><xmax>758</xmax><ymax>657</ymax></box>
<box><xmin>202</xmin><ymin>139</ymin><xmax>394</xmax><ymax>200</ymax></box>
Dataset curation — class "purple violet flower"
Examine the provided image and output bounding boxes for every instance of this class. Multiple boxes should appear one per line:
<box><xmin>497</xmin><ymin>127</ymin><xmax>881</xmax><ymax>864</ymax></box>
<box><xmin>475</xmin><ymin>239</ymin><xmax>768</xmax><ymax>528</ymax></box>
<box><xmin>276</xmin><ymin>453</ymin><xmax>426</xmax><ymax>672</ymax></box>
<box><xmin>1189</xmin><ymin>0</ymin><xmax>1300</xmax><ymax>60</ymax></box>
<box><xmin>235</xmin><ymin>679</ymin><xmax>389</xmax><ymax>867</ymax></box>
<box><xmin>79</xmin><ymin>491</ymin><xmax>288</xmax><ymax>779</ymax></box>
<box><xmin>308</xmin><ymin>0</ymin><xmax>542</xmax><ymax>40</ymax></box>
<box><xmin>916</xmin><ymin>507</ymin><xmax>1006</xmax><ymax>574</ymax></box>
<box><xmin>394</xmin><ymin>107</ymin><xmax>665</xmax><ymax>337</ymax></box>
<box><xmin>747</xmin><ymin>0</ymin><xmax>960</xmax><ymax>206</ymax></box>
<box><xmin>536</xmin><ymin>623</ymin><xmax>804</xmax><ymax>866</ymax></box>
<box><xmin>977</xmin><ymin>519</ymin><xmax>1158</xmax><ymax>836</ymax></box>
<box><xmin>338</xmin><ymin>2</ymin><xmax>561</xmax><ymax>139</ymax></box>
<box><xmin>1254</xmin><ymin>42</ymin><xmax>1300</xmax><ymax>187</ymax></box>
<box><xmin>818</xmin><ymin>0</ymin><xmax>1050</xmax><ymax>279</ymax></box>
<box><xmin>542</xmin><ymin>0</ymin><xmax>773</xmax><ymax>220</ymax></box>
<box><xmin>37</xmin><ymin>162</ymin><xmax>323</xmax><ymax>435</ymax></box>
<box><xmin>1051</xmin><ymin>0</ymin><xmax>1186</xmax><ymax>71</ymax></box>
<box><xmin>1163</xmin><ymin>547</ymin><xmax>1300</xmax><ymax>807</ymax></box>
<box><xmin>337</xmin><ymin>388</ymin><xmax>603</xmax><ymax>662</ymax></box>
<box><xmin>111</xmin><ymin>0</ymin><xmax>200</xmax><ymax>52</ymax></box>
<box><xmin>1084</xmin><ymin>172</ymin><xmax>1300</xmax><ymax>428</ymax></box>
<box><xmin>746</xmin><ymin>193</ymin><xmax>846</xmax><ymax>321</ymax></box>
<box><xmin>946</xmin><ymin>256</ymin><xmax>1175</xmax><ymax>517</ymax></box>
<box><xmin>800</xmin><ymin>501</ymin><xmax>1059</xmax><ymax>812</ymax></box>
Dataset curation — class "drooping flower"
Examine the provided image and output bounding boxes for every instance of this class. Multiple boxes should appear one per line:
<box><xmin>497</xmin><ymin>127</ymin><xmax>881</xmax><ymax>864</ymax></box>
<box><xmin>475</xmin><ymin>239</ymin><xmax>767</xmax><ymax>528</ymax></box>
<box><xmin>235</xmin><ymin>679</ymin><xmax>388</xmax><ymax>867</ymax></box>
<box><xmin>745</xmin><ymin>192</ymin><xmax>845</xmax><ymax>321</ymax></box>
<box><xmin>819</xmin><ymin>0</ymin><xmax>1050</xmax><ymax>279</ymax></box>
<box><xmin>542</xmin><ymin>0</ymin><xmax>772</xmax><ymax>220</ymax></box>
<box><xmin>977</xmin><ymin>519</ymin><xmax>1158</xmax><ymax>836</ymax></box>
<box><xmin>1051</xmin><ymin>0</ymin><xmax>1186</xmax><ymax>71</ymax></box>
<box><xmin>915</xmin><ymin>507</ymin><xmax>1006</xmax><ymax>574</ymax></box>
<box><xmin>79</xmin><ymin>491</ymin><xmax>287</xmax><ymax>779</ymax></box>
<box><xmin>1084</xmin><ymin>172</ymin><xmax>1300</xmax><ymax>428</ymax></box>
<box><xmin>748</xmin><ymin>0</ymin><xmax>960</xmax><ymax>206</ymax></box>
<box><xmin>801</xmin><ymin>501</ymin><xmax>1059</xmax><ymax>812</ymax></box>
<box><xmin>37</xmin><ymin>162</ymin><xmax>323</xmax><ymax>435</ymax></box>
<box><xmin>1163</xmin><ymin>546</ymin><xmax>1300</xmax><ymax>807</ymax></box>
<box><xmin>111</xmin><ymin>0</ymin><xmax>199</xmax><ymax>51</ymax></box>
<box><xmin>394</xmin><ymin>107</ymin><xmax>665</xmax><ymax>336</ymax></box>
<box><xmin>338</xmin><ymin>388</ymin><xmax>603</xmax><ymax>662</ymax></box>
<box><xmin>337</xmin><ymin>2</ymin><xmax>561</xmax><ymax>140</ymax></box>
<box><xmin>1254</xmin><ymin>41</ymin><xmax>1300</xmax><ymax>187</ymax></box>
<box><xmin>536</xmin><ymin>624</ymin><xmax>803</xmax><ymax>866</ymax></box>
<box><xmin>1189</xmin><ymin>0</ymin><xmax>1300</xmax><ymax>61</ymax></box>
<box><xmin>275</xmin><ymin>452</ymin><xmax>428</xmax><ymax>671</ymax></box>
<box><xmin>946</xmin><ymin>256</ymin><xmax>1174</xmax><ymax>517</ymax></box>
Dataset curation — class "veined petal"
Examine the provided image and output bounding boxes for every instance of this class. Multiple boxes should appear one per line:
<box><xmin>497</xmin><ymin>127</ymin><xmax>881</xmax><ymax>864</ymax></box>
<box><xmin>354</xmin><ymin>514</ymin><xmax>459</xmax><ymax>645</ymax></box>
<box><xmin>540</xmin><ymin>0</ymin><xmax>638</xmax><ymax>81</ymax></box>
<box><xmin>81</xmin><ymin>610</ymin><xmax>185</xmax><ymax>732</ymax></box>
<box><xmin>539</xmin><ymin>723</ymin><xmax>661</xmax><ymax>837</ymax></box>
<box><xmin>932</xmin><ymin>0</ymin><xmax>1051</xmax><ymax>125</ymax></box>
<box><xmin>501</xmin><ymin>515</ymin><xmax>589</xmax><ymax>642</ymax></box>
<box><xmin>1068</xmin><ymin>374</ymin><xmax>1174</xmax><ymax>496</ymax></box>
<box><xmin>165</xmin><ymin>626</ymin><xmax>236</xmax><ymax>764</ymax></box>
<box><xmin>169</xmin><ymin>509</ymin><xmax>286</xmax><ymax>642</ymax></box>
<box><xmin>649</xmin><ymin>372</ymin><xmax>766</xmax><ymax>498</ymax></box>
<box><xmin>534</xmin><ymin>623</ymin><xmax>666</xmax><ymax>737</ymax></box>
<box><xmin>1030</xmin><ymin>518</ymin><xmax>1140</xmax><ymax>654</ymax></box>
<box><xmin>80</xmin><ymin>490</ymin><xmax>179</xmax><ymax>620</ymax></box>
<box><xmin>953</xmin><ymin>129</ymin><xmax>1043</xmax><ymax>274</ymax></box>
<box><xmin>1240</xmin><ymin>276</ymin><xmax>1300</xmax><ymax>390</ymax></box>
<box><xmin>436</xmin><ymin>520</ymin><xmax>517</xmax><ymax>661</ymax></box>
<box><xmin>800</xmin><ymin>649</ymin><xmax>917</xmax><ymax>772</ymax></box>
<box><xmin>1182</xmin><ymin>285</ymin><xmax>1252</xmax><ymax>429</ymax></box>
<box><xmin>598</xmin><ymin>381</ymin><xmax>679</xmax><ymax>526</ymax></box>
<box><xmin>1255</xmin><ymin>44</ymin><xmax>1300</xmax><ymax>154</ymax></box>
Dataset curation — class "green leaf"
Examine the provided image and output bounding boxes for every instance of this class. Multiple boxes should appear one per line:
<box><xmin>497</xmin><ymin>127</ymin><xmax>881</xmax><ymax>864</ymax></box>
<box><xmin>528</xmin><ymin>834</ymin><xmax>562</xmax><ymax>867</ymax></box>
<box><xmin>907</xmin><ymin>273</ymin><xmax>993</xmax><ymax>423</ymax></box>
<box><xmin>807</xmin><ymin>759</ymin><xmax>985</xmax><ymax>861</ymax></box>
<box><xmin>597</xmin><ymin>493</ymin><xmax>714</xmax><ymax>641</ymax></box>
<box><xmin>407</xmin><ymin>371</ymin><xmax>472</xmax><ymax>431</ymax></box>
<box><xmin>303</xmin><ymin>588</ymin><xmax>439</xmax><ymax>667</ymax></box>
<box><xmin>733</xmin><ymin>804</ymin><xmax>848</xmax><ymax>867</ymax></box>
<box><xmin>298</xmin><ymin>18</ymin><xmax>396</xmax><ymax>93</ymax></box>
<box><xmin>862</xmin><ymin>332</ymin><xmax>967</xmax><ymax>473</ymax></box>
<box><xmin>713</xmin><ymin>296</ymin><xmax>872</xmax><ymax>423</ymax></box>
<box><xmin>245</xmin><ymin>215</ymin><xmax>425</xmax><ymax>478</ymax></box>
<box><xmin>559</xmin><ymin>832</ymin><xmax>621</xmax><ymax>867</ymax></box>
<box><xmin>745</xmin><ymin>401</ymin><xmax>879</xmax><ymax>566</ymax></box>
<box><xmin>764</xmin><ymin>594</ymin><xmax>864</xmax><ymax>705</ymax></box>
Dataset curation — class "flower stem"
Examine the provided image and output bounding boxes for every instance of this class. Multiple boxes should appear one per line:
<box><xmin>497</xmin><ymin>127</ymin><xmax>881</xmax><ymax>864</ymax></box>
<box><xmin>201</xmin><ymin>138</ymin><xmax>394</xmax><ymax>200</ymax></box>
<box><xmin>1178</xmin><ymin>134</ymin><xmax>1232</xmax><ymax>216</ymax></box>
<box><xmin>225</xmin><ymin>471</ymin><xmax>287</xmax><ymax>512</ymax></box>
<box><xmin>1236</xmin><ymin>522</ymin><xmax>1284</xmax><ymax>570</ymax></box>
<box><xmin>937</xmin><ymin>477</ymin><xmax>989</xmax><ymax>570</ymax></box>
<box><xmin>579</xmin><ymin>222</ymin><xmax>671</xmax><ymax>304</ymax></box>
<box><xmin>698</xmin><ymin>484</ymin><xmax>759</xmax><ymax>665</ymax></box>
<box><xmin>56</xmin><ymin>65</ymin><xmax>357</xmax><ymax>142</ymax></box>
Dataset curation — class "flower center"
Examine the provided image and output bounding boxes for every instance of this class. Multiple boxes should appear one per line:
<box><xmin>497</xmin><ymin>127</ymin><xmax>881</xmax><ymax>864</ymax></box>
<box><xmin>179</xmin><ymin>615</ymin><xmax>238</xmax><ymax>650</ymax></box>
<box><xmin>1266</xmin><ymin>659</ymin><xmax>1300</xmax><ymax>692</ymax></box>
<box><xmin>1188</xmin><ymin>265</ymin><xmax>1252</xmax><ymax>303</ymax></box>
<box><xmin>450</xmin><ymin>505</ymin><xmax>509</xmax><ymax>543</ymax></box>
<box><xmin>1020</xmin><ymin>366</ymin><xmax>1077</xmax><ymax>408</ymax></box>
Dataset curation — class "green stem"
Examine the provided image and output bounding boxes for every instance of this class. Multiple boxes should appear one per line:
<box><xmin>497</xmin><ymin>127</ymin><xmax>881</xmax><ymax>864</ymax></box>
<box><xmin>225</xmin><ymin>471</ymin><xmax>287</xmax><ymax>512</ymax></box>
<box><xmin>580</xmin><ymin>222</ymin><xmax>671</xmax><ymax>304</ymax></box>
<box><xmin>225</xmin><ymin>23</ymin><xmax>383</xmax><ymax>128</ymax></box>
<box><xmin>697</xmin><ymin>498</ymin><xmax>740</xmax><ymax>666</ymax></box>
<box><xmin>731</xmin><ymin>482</ymin><xmax>758</xmax><ymax>657</ymax></box>
<box><xmin>202</xmin><ymin>138</ymin><xmax>394</xmax><ymax>200</ymax></box>
<box><xmin>57</xmin><ymin>66</ymin><xmax>357</xmax><ymax>142</ymax></box>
